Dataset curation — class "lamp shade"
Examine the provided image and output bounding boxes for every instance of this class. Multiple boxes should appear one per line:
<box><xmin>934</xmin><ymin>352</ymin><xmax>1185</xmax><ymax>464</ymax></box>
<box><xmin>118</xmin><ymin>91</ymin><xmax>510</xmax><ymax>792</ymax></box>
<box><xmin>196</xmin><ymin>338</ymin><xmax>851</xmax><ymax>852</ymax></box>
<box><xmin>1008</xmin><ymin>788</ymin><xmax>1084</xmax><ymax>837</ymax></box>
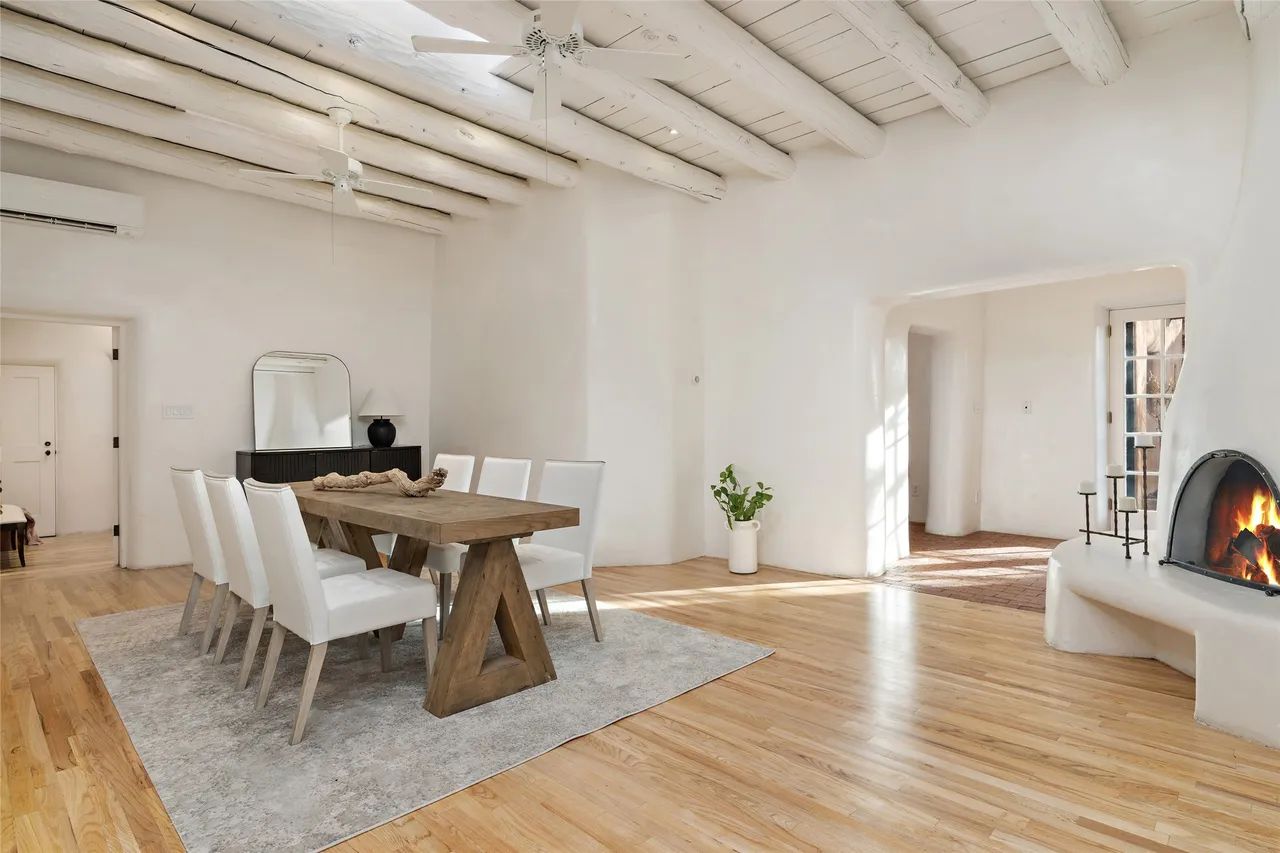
<box><xmin>358</xmin><ymin>388</ymin><xmax>403</xmax><ymax>418</ymax></box>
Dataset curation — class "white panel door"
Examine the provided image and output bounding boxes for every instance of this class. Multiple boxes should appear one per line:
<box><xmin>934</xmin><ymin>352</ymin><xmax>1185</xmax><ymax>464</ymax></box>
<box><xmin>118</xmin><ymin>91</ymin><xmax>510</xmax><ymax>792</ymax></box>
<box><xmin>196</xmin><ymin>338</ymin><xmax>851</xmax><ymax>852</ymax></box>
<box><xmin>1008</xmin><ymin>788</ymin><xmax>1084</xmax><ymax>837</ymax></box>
<box><xmin>1</xmin><ymin>365</ymin><xmax>57</xmax><ymax>536</ymax></box>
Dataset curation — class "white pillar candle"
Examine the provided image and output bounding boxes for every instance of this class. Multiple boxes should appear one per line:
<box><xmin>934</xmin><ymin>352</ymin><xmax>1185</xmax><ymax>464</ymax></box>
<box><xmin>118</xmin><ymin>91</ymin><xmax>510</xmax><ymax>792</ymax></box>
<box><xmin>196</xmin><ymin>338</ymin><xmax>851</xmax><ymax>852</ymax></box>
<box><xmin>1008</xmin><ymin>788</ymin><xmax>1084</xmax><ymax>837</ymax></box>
<box><xmin>1118</xmin><ymin>496</ymin><xmax>1138</xmax><ymax>512</ymax></box>
<box><xmin>1107</xmin><ymin>464</ymin><xmax>1125</xmax><ymax>477</ymax></box>
<box><xmin>1133</xmin><ymin>435</ymin><xmax>1156</xmax><ymax>449</ymax></box>
<box><xmin>1078</xmin><ymin>481</ymin><xmax>1097</xmax><ymax>494</ymax></box>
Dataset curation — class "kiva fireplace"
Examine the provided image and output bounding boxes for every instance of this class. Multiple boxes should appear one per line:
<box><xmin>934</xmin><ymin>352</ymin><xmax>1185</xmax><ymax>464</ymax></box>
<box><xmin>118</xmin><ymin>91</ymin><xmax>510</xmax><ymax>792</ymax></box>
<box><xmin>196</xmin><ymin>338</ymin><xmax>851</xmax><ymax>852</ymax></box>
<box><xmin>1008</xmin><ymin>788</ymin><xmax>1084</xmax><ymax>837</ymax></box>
<box><xmin>1162</xmin><ymin>450</ymin><xmax>1280</xmax><ymax>595</ymax></box>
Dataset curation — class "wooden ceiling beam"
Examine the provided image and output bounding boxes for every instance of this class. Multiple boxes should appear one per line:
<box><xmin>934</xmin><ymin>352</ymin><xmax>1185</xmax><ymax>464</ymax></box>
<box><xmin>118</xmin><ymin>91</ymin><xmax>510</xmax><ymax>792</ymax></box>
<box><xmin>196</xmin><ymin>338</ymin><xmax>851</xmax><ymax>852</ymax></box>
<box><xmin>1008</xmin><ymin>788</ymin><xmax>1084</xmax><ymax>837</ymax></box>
<box><xmin>202</xmin><ymin>0</ymin><xmax>726</xmax><ymax>201</ymax></box>
<box><xmin>1031</xmin><ymin>1</ymin><xmax>1129</xmax><ymax>86</ymax></box>
<box><xmin>0</xmin><ymin>10</ymin><xmax>525</xmax><ymax>204</ymax></box>
<box><xmin>827</xmin><ymin>1</ymin><xmax>988</xmax><ymax>127</ymax></box>
<box><xmin>619</xmin><ymin>0</ymin><xmax>885</xmax><ymax>158</ymax></box>
<box><xmin>1</xmin><ymin>0</ymin><xmax>578</xmax><ymax>189</ymax></box>
<box><xmin>0</xmin><ymin>60</ymin><xmax>489</xmax><ymax>219</ymax></box>
<box><xmin>413</xmin><ymin>0</ymin><xmax>795</xmax><ymax>180</ymax></box>
<box><xmin>0</xmin><ymin>102</ymin><xmax>449</xmax><ymax>234</ymax></box>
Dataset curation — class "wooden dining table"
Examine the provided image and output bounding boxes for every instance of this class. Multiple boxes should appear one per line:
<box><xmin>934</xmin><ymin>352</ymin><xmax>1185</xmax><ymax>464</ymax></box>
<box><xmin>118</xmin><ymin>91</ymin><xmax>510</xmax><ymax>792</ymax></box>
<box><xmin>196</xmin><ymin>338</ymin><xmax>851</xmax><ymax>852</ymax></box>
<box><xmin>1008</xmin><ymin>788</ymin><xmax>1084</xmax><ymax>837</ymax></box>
<box><xmin>291</xmin><ymin>481</ymin><xmax>579</xmax><ymax>717</ymax></box>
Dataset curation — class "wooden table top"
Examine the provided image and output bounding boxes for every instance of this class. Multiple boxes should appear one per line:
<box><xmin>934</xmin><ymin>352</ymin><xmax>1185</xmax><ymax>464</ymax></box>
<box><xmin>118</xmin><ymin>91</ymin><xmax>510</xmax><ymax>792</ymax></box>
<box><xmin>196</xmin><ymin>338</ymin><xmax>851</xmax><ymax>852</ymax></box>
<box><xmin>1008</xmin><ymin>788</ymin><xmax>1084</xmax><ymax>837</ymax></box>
<box><xmin>290</xmin><ymin>482</ymin><xmax>579</xmax><ymax>544</ymax></box>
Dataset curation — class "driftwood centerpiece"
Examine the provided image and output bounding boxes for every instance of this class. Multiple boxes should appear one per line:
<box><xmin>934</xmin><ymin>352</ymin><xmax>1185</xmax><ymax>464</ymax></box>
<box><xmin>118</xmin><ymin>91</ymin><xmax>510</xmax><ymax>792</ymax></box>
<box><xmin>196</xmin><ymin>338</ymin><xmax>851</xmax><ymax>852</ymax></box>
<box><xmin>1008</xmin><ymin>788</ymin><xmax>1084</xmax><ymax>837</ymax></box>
<box><xmin>313</xmin><ymin>467</ymin><xmax>447</xmax><ymax>498</ymax></box>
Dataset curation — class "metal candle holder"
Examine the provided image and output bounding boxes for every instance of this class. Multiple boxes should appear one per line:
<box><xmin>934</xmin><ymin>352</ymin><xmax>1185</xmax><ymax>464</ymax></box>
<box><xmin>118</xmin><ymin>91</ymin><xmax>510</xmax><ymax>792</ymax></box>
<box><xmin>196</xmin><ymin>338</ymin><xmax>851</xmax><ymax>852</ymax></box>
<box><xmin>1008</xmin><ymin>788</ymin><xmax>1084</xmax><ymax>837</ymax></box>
<box><xmin>1078</xmin><ymin>475</ymin><xmax>1144</xmax><ymax>551</ymax></box>
<box><xmin>1121</xmin><ymin>506</ymin><xmax>1136</xmax><ymax>559</ymax></box>
<box><xmin>1136</xmin><ymin>441</ymin><xmax>1152</xmax><ymax>556</ymax></box>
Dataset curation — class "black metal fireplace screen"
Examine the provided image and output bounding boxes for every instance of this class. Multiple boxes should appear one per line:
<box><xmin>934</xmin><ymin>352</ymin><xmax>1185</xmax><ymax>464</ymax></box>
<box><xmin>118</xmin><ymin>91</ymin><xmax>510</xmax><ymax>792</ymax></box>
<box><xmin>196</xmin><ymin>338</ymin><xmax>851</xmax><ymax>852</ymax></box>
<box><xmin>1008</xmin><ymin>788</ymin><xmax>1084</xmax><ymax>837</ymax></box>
<box><xmin>1162</xmin><ymin>450</ymin><xmax>1280</xmax><ymax>595</ymax></box>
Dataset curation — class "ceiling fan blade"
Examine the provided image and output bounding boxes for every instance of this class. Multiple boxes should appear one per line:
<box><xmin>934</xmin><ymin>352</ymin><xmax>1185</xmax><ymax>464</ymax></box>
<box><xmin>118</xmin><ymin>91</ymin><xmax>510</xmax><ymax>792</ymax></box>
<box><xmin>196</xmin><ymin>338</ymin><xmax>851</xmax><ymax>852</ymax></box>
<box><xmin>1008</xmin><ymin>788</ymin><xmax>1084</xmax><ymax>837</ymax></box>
<box><xmin>360</xmin><ymin>180</ymin><xmax>435</xmax><ymax>207</ymax></box>
<box><xmin>411</xmin><ymin>35</ymin><xmax>524</xmax><ymax>56</ymax></box>
<box><xmin>577</xmin><ymin>48</ymin><xmax>694</xmax><ymax>81</ymax></box>
<box><xmin>332</xmin><ymin>185</ymin><xmax>362</xmax><ymax>217</ymax></box>
<box><xmin>318</xmin><ymin>145</ymin><xmax>354</xmax><ymax>175</ymax></box>
<box><xmin>530</xmin><ymin>62</ymin><xmax>563</xmax><ymax>121</ymax></box>
<box><xmin>535</xmin><ymin>1</ymin><xmax>580</xmax><ymax>35</ymax></box>
<box><xmin>240</xmin><ymin>169</ymin><xmax>327</xmax><ymax>181</ymax></box>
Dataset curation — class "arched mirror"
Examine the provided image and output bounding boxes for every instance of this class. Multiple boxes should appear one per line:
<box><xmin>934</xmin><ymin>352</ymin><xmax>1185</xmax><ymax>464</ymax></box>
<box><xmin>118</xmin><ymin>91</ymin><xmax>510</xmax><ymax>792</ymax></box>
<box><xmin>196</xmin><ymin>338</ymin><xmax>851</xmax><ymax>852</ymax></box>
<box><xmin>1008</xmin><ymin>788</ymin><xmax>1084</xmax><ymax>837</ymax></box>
<box><xmin>252</xmin><ymin>351</ymin><xmax>352</xmax><ymax>450</ymax></box>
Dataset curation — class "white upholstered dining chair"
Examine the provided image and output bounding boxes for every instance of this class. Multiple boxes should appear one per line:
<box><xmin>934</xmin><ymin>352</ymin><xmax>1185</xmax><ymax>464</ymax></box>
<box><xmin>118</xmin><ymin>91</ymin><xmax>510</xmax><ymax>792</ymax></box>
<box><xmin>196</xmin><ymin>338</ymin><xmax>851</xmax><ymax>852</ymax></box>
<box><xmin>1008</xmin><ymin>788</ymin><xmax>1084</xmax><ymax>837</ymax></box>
<box><xmin>517</xmin><ymin>460</ymin><xmax>606</xmax><ymax>641</ymax></box>
<box><xmin>203</xmin><ymin>474</ymin><xmax>367</xmax><ymax>689</ymax></box>
<box><xmin>373</xmin><ymin>451</ymin><xmax>477</xmax><ymax>556</ymax></box>
<box><xmin>244</xmin><ymin>479</ymin><xmax>439</xmax><ymax>745</ymax></box>
<box><xmin>426</xmin><ymin>456</ymin><xmax>532</xmax><ymax>631</ymax></box>
<box><xmin>171</xmin><ymin>468</ymin><xmax>229</xmax><ymax>655</ymax></box>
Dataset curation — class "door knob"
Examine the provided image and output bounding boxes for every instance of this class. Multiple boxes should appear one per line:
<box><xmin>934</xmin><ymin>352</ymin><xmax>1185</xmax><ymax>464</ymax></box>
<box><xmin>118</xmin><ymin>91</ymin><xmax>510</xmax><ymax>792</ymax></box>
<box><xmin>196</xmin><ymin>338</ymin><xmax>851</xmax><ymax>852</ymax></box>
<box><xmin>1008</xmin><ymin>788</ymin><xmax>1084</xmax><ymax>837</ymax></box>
<box><xmin>45</xmin><ymin>450</ymin><xmax>51</xmax><ymax>456</ymax></box>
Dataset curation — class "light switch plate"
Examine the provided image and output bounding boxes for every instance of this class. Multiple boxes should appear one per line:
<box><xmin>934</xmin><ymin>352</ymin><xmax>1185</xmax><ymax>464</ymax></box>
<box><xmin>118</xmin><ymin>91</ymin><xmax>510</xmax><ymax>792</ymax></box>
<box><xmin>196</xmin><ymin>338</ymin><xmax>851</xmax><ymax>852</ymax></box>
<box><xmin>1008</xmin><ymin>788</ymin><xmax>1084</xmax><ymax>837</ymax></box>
<box><xmin>163</xmin><ymin>404</ymin><xmax>194</xmax><ymax>420</ymax></box>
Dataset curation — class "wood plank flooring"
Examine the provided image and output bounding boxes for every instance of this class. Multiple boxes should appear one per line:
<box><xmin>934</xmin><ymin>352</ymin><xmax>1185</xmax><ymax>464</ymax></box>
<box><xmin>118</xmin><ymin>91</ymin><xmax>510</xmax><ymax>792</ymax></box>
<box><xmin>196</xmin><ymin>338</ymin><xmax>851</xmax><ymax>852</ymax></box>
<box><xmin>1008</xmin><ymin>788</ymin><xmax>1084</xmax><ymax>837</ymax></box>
<box><xmin>3</xmin><ymin>533</ymin><xmax>1277</xmax><ymax>851</ymax></box>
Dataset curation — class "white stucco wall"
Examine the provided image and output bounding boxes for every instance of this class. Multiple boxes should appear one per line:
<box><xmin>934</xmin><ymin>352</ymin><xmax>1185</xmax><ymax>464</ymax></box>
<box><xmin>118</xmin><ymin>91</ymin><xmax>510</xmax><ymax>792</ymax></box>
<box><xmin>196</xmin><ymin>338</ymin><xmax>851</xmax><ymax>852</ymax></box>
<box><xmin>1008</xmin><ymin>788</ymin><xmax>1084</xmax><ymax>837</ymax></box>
<box><xmin>0</xmin><ymin>142</ymin><xmax>436</xmax><ymax>568</ymax></box>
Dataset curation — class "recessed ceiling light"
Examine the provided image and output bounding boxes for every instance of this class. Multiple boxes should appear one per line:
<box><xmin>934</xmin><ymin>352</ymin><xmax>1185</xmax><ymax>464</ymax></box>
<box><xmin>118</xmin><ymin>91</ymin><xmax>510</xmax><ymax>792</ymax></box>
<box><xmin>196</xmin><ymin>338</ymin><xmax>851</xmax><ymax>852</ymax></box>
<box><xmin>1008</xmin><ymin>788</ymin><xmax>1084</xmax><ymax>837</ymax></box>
<box><xmin>669</xmin><ymin>128</ymin><xmax>679</xmax><ymax>136</ymax></box>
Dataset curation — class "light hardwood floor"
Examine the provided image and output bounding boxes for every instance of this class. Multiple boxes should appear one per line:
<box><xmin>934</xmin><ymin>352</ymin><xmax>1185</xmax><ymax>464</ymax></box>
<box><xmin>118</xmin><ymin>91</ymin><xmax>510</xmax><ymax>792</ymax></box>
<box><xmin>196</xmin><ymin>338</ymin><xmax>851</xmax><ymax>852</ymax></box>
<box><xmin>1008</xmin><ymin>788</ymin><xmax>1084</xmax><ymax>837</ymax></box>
<box><xmin>2</xmin><ymin>533</ymin><xmax>1277</xmax><ymax>851</ymax></box>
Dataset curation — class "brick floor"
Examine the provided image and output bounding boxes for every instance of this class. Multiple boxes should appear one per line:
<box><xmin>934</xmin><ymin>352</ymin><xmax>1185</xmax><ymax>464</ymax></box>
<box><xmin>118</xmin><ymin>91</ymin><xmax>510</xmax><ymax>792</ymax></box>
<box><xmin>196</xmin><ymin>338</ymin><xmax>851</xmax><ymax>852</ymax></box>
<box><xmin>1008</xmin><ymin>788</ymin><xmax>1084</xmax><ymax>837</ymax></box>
<box><xmin>879</xmin><ymin>524</ymin><xmax>1061</xmax><ymax>613</ymax></box>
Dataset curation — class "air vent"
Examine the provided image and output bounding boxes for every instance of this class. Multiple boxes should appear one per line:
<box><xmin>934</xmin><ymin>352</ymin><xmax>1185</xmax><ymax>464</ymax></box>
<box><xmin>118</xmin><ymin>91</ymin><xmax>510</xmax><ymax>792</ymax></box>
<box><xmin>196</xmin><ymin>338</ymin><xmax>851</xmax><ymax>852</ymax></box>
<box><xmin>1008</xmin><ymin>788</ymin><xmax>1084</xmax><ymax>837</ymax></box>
<box><xmin>0</xmin><ymin>172</ymin><xmax>144</xmax><ymax>236</ymax></box>
<box><xmin>0</xmin><ymin>209</ymin><xmax>119</xmax><ymax>234</ymax></box>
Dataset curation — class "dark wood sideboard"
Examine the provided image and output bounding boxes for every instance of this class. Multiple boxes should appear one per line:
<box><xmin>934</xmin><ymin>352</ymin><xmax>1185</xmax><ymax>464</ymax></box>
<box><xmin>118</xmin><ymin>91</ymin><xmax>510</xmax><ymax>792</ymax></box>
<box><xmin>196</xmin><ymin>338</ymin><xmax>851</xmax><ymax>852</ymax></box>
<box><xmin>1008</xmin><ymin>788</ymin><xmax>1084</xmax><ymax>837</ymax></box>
<box><xmin>236</xmin><ymin>445</ymin><xmax>422</xmax><ymax>484</ymax></box>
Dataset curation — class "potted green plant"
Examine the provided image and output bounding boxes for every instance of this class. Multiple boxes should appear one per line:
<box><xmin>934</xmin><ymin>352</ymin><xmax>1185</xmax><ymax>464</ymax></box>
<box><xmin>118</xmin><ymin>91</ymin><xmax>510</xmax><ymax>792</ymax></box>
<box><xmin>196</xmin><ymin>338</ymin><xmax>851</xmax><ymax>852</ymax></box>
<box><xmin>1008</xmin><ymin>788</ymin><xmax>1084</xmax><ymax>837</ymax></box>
<box><xmin>710</xmin><ymin>464</ymin><xmax>774</xmax><ymax>574</ymax></box>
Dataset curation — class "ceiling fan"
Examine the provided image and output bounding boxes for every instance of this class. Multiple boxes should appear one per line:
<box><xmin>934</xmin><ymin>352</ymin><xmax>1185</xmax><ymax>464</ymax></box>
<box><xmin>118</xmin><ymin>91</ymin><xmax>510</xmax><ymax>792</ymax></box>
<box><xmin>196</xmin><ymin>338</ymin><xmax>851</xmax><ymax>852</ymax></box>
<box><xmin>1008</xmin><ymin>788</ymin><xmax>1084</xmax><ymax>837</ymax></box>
<box><xmin>240</xmin><ymin>108</ymin><xmax>434</xmax><ymax>215</ymax></box>
<box><xmin>411</xmin><ymin>1</ymin><xmax>693</xmax><ymax>120</ymax></box>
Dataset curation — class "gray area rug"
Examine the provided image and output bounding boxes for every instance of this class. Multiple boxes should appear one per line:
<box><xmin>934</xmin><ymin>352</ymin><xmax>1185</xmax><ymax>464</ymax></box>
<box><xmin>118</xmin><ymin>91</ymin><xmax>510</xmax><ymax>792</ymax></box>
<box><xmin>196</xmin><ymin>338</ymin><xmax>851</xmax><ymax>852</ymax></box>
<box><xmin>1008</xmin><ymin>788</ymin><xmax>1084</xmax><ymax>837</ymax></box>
<box><xmin>78</xmin><ymin>591</ymin><xmax>772</xmax><ymax>852</ymax></box>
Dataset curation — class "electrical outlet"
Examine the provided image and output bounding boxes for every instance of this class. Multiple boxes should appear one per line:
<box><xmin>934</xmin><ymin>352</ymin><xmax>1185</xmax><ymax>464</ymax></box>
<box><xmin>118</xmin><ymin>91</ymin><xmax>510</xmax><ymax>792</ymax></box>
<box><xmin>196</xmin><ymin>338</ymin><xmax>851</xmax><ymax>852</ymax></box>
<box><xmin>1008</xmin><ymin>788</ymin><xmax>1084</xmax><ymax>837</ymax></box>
<box><xmin>162</xmin><ymin>404</ymin><xmax>194</xmax><ymax>420</ymax></box>
<box><xmin>910</xmin><ymin>484</ymin><xmax>920</xmax><ymax>497</ymax></box>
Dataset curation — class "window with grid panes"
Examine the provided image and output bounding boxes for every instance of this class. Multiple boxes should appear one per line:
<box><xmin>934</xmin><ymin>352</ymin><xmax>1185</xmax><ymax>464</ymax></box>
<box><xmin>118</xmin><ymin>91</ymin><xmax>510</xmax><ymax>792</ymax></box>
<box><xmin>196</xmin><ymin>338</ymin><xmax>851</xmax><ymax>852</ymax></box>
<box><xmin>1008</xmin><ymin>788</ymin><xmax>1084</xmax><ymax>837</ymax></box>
<box><xmin>1109</xmin><ymin>305</ymin><xmax>1186</xmax><ymax>513</ymax></box>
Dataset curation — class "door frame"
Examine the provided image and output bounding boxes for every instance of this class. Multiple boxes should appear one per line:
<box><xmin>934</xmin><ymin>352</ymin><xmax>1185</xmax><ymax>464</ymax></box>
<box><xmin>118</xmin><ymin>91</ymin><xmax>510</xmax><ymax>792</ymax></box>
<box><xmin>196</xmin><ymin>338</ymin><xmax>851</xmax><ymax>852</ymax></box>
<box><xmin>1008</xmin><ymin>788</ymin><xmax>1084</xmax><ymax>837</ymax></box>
<box><xmin>1</xmin><ymin>311</ymin><xmax>131</xmax><ymax>567</ymax></box>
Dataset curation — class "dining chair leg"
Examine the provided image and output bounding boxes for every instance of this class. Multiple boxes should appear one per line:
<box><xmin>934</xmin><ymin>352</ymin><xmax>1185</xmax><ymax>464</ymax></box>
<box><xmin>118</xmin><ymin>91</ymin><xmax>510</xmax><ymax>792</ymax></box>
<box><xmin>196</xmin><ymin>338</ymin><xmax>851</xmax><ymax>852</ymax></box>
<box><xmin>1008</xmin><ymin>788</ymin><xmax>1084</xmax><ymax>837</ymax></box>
<box><xmin>178</xmin><ymin>574</ymin><xmax>203</xmax><ymax>636</ymax></box>
<box><xmin>256</xmin><ymin>623</ymin><xmax>286</xmax><ymax>710</ymax></box>
<box><xmin>213</xmin><ymin>593</ymin><xmax>240</xmax><ymax>664</ymax></box>
<box><xmin>379</xmin><ymin>630</ymin><xmax>394</xmax><ymax>673</ymax></box>
<box><xmin>422</xmin><ymin>617</ymin><xmax>438</xmax><ymax>686</ymax></box>
<box><xmin>581</xmin><ymin>578</ymin><xmax>604</xmax><ymax>642</ymax></box>
<box><xmin>237</xmin><ymin>607</ymin><xmax>269</xmax><ymax>690</ymax></box>
<box><xmin>291</xmin><ymin>642</ymin><xmax>328</xmax><ymax>746</ymax></box>
<box><xmin>535</xmin><ymin>589</ymin><xmax>552</xmax><ymax>626</ymax></box>
<box><xmin>438</xmin><ymin>573</ymin><xmax>452</xmax><ymax>639</ymax></box>
<box><xmin>199</xmin><ymin>583</ymin><xmax>229</xmax><ymax>656</ymax></box>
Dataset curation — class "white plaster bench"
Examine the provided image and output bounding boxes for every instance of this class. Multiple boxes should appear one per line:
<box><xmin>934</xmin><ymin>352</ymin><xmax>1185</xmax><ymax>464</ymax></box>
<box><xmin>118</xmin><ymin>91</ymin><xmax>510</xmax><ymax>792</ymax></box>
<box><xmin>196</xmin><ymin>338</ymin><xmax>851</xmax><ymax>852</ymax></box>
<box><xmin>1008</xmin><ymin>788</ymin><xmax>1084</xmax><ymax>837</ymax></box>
<box><xmin>1046</xmin><ymin>536</ymin><xmax>1279</xmax><ymax>748</ymax></box>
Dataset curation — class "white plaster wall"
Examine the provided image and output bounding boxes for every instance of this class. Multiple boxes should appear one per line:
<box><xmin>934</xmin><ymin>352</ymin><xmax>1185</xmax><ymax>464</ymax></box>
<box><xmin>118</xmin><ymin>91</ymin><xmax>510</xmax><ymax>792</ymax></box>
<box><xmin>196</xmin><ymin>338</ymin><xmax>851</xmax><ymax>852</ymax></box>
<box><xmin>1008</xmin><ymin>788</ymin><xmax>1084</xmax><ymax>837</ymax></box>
<box><xmin>0</xmin><ymin>141</ymin><xmax>435</xmax><ymax>568</ymax></box>
<box><xmin>979</xmin><ymin>267</ymin><xmax>1186</xmax><ymax>540</ymax></box>
<box><xmin>1158</xmin><ymin>13</ymin><xmax>1280</xmax><ymax>537</ymax></box>
<box><xmin>430</xmin><ymin>183</ymin><xmax>590</xmax><ymax>487</ymax></box>
<box><xmin>906</xmin><ymin>332</ymin><xmax>931</xmax><ymax>524</ymax></box>
<box><xmin>431</xmin><ymin>165</ymin><xmax>704</xmax><ymax>566</ymax></box>
<box><xmin>883</xmin><ymin>295</ymin><xmax>987</xmax><ymax>553</ymax></box>
<box><xmin>0</xmin><ymin>318</ymin><xmax>115</xmax><ymax>534</ymax></box>
<box><xmin>581</xmin><ymin>168</ymin><xmax>705</xmax><ymax>566</ymax></box>
<box><xmin>698</xmin><ymin>16</ymin><xmax>1247</xmax><ymax>575</ymax></box>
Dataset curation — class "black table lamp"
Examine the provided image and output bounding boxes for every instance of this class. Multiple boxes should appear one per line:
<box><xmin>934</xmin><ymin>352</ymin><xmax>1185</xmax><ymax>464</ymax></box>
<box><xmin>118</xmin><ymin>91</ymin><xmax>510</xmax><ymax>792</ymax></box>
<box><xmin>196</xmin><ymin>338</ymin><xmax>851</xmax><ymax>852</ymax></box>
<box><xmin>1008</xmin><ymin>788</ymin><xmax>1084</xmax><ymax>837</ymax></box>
<box><xmin>358</xmin><ymin>389</ymin><xmax>402</xmax><ymax>448</ymax></box>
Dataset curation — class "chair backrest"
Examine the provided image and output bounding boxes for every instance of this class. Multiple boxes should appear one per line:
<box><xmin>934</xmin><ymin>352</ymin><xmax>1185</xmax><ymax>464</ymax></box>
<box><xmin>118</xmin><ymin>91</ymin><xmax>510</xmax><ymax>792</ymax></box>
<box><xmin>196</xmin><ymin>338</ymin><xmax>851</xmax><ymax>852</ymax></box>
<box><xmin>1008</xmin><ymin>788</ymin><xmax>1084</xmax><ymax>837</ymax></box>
<box><xmin>204</xmin><ymin>474</ymin><xmax>270</xmax><ymax>609</ymax></box>
<box><xmin>243</xmin><ymin>480</ymin><xmax>327</xmax><ymax>642</ymax></box>
<box><xmin>432</xmin><ymin>453</ymin><xmax>475</xmax><ymax>492</ymax></box>
<box><xmin>533</xmin><ymin>461</ymin><xmax>605</xmax><ymax>576</ymax></box>
<box><xmin>170</xmin><ymin>468</ymin><xmax>227</xmax><ymax>584</ymax></box>
<box><xmin>476</xmin><ymin>457</ymin><xmax>532</xmax><ymax>501</ymax></box>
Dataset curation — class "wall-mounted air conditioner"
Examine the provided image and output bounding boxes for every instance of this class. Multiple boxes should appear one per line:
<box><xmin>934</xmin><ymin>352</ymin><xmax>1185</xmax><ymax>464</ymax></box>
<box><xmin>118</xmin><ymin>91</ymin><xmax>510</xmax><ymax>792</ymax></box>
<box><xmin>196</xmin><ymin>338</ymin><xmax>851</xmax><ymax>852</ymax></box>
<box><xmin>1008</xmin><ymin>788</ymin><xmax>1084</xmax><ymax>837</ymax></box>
<box><xmin>0</xmin><ymin>172</ymin><xmax>145</xmax><ymax>237</ymax></box>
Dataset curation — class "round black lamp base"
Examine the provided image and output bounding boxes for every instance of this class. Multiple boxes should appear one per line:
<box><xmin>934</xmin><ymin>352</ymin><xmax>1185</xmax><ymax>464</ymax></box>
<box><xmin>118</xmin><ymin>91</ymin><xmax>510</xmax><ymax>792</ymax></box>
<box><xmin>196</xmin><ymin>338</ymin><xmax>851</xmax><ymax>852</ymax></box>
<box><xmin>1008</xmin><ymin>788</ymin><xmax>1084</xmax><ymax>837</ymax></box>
<box><xmin>367</xmin><ymin>418</ymin><xmax>396</xmax><ymax>448</ymax></box>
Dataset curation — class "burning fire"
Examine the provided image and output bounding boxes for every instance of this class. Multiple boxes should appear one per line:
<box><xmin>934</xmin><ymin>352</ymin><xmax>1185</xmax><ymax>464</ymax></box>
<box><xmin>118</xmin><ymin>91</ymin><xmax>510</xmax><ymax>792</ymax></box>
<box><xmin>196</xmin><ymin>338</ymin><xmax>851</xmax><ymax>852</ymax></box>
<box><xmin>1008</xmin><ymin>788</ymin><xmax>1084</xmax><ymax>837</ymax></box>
<box><xmin>1228</xmin><ymin>488</ymin><xmax>1280</xmax><ymax>587</ymax></box>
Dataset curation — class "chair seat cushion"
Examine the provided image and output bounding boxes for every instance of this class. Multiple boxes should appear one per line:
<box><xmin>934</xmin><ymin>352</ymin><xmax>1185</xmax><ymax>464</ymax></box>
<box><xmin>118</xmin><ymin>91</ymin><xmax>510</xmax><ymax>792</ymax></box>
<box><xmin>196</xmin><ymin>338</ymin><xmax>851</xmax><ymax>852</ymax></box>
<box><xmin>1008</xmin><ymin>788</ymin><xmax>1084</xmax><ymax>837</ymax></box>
<box><xmin>315</xmin><ymin>548</ymin><xmax>368</xmax><ymax>580</ymax></box>
<box><xmin>516</xmin><ymin>543</ymin><xmax>586</xmax><ymax>591</ymax></box>
<box><xmin>424</xmin><ymin>542</ymin><xmax>467</xmax><ymax>574</ymax></box>
<box><xmin>321</xmin><ymin>568</ymin><xmax>437</xmax><ymax>640</ymax></box>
